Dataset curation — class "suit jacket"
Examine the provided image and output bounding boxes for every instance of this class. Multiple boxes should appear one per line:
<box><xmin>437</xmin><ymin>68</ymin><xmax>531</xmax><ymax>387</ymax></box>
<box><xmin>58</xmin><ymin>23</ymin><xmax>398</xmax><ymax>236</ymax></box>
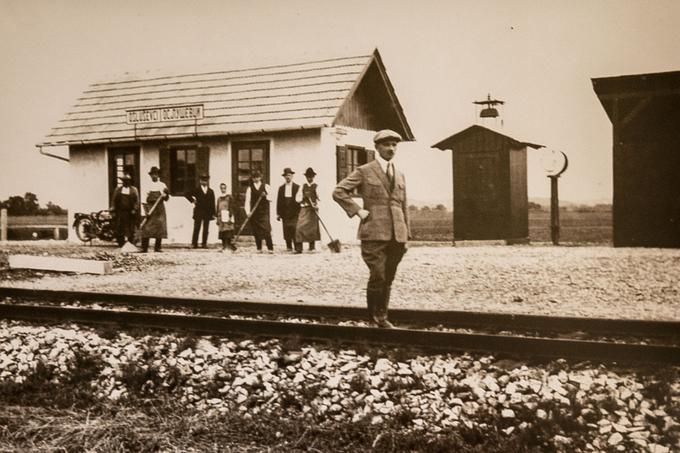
<box><xmin>185</xmin><ymin>186</ymin><xmax>216</xmax><ymax>220</ymax></box>
<box><xmin>333</xmin><ymin>159</ymin><xmax>410</xmax><ymax>243</ymax></box>
<box><xmin>276</xmin><ymin>183</ymin><xmax>301</xmax><ymax>220</ymax></box>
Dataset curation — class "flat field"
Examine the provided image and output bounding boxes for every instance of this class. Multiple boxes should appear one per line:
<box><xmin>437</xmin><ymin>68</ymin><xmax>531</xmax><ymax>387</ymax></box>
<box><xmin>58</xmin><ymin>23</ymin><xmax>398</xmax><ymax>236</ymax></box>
<box><xmin>410</xmin><ymin>209</ymin><xmax>612</xmax><ymax>244</ymax></box>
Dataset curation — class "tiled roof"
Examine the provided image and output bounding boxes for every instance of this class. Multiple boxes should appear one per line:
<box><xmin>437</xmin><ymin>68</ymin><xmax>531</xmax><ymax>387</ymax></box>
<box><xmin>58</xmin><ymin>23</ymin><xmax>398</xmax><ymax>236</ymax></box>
<box><xmin>39</xmin><ymin>54</ymin><xmax>374</xmax><ymax>146</ymax></box>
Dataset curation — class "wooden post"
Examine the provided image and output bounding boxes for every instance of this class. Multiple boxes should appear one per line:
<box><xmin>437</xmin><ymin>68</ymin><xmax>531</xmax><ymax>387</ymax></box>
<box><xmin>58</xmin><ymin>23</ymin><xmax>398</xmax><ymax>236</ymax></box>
<box><xmin>0</xmin><ymin>208</ymin><xmax>7</xmax><ymax>241</ymax></box>
<box><xmin>550</xmin><ymin>175</ymin><xmax>560</xmax><ymax>245</ymax></box>
<box><xmin>53</xmin><ymin>227</ymin><xmax>60</xmax><ymax>240</ymax></box>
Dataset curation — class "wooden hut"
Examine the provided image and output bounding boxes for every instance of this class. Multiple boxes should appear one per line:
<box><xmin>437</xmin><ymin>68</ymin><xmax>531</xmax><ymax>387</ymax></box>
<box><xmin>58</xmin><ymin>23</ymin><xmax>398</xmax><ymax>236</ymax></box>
<box><xmin>433</xmin><ymin>125</ymin><xmax>542</xmax><ymax>242</ymax></box>
<box><xmin>592</xmin><ymin>70</ymin><xmax>680</xmax><ymax>248</ymax></box>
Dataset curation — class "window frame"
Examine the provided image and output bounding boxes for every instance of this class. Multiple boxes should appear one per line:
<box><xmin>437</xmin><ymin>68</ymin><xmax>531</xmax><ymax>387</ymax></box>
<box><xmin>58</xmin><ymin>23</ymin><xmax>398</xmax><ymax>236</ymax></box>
<box><xmin>169</xmin><ymin>146</ymin><xmax>199</xmax><ymax>195</ymax></box>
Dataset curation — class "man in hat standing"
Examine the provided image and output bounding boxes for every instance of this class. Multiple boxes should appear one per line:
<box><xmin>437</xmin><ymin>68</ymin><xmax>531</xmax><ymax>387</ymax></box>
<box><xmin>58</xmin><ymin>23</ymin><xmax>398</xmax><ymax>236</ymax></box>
<box><xmin>185</xmin><ymin>173</ymin><xmax>216</xmax><ymax>248</ymax></box>
<box><xmin>244</xmin><ymin>169</ymin><xmax>274</xmax><ymax>253</ymax></box>
<box><xmin>295</xmin><ymin>167</ymin><xmax>321</xmax><ymax>252</ymax></box>
<box><xmin>276</xmin><ymin>168</ymin><xmax>302</xmax><ymax>253</ymax></box>
<box><xmin>110</xmin><ymin>172</ymin><xmax>140</xmax><ymax>247</ymax></box>
<box><xmin>141</xmin><ymin>166</ymin><xmax>169</xmax><ymax>252</ymax></box>
<box><xmin>333</xmin><ymin>130</ymin><xmax>410</xmax><ymax>328</ymax></box>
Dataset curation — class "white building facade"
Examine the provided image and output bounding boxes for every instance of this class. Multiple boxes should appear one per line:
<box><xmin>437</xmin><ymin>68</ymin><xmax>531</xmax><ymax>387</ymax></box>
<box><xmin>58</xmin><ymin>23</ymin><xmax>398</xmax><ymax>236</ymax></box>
<box><xmin>40</xmin><ymin>50</ymin><xmax>414</xmax><ymax>246</ymax></box>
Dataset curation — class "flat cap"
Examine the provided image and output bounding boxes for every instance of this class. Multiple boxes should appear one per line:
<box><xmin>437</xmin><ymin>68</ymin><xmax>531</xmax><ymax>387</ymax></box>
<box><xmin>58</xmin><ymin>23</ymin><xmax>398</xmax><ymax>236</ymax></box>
<box><xmin>373</xmin><ymin>129</ymin><xmax>402</xmax><ymax>144</ymax></box>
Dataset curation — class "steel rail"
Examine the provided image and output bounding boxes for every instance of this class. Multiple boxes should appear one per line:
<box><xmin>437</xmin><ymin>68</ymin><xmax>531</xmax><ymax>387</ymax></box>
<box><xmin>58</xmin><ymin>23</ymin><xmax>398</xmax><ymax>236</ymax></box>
<box><xmin>1</xmin><ymin>287</ymin><xmax>678</xmax><ymax>338</ymax></box>
<box><xmin>0</xmin><ymin>303</ymin><xmax>678</xmax><ymax>364</ymax></box>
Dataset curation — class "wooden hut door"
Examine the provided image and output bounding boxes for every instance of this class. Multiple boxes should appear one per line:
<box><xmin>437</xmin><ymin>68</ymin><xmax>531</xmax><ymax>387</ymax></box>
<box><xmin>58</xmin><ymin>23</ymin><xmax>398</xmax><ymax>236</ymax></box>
<box><xmin>458</xmin><ymin>152</ymin><xmax>501</xmax><ymax>239</ymax></box>
<box><xmin>231</xmin><ymin>141</ymin><xmax>270</xmax><ymax>235</ymax></box>
<box><xmin>108</xmin><ymin>147</ymin><xmax>140</xmax><ymax>202</ymax></box>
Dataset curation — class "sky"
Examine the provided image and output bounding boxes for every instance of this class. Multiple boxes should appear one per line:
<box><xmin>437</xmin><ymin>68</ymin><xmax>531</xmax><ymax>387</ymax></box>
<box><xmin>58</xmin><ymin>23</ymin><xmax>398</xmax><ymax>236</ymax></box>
<box><xmin>1</xmin><ymin>0</ymin><xmax>679</xmax><ymax>208</ymax></box>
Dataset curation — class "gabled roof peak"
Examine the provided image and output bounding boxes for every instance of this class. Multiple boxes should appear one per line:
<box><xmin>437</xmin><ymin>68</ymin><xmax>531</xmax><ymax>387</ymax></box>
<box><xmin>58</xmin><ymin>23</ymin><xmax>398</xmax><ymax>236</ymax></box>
<box><xmin>38</xmin><ymin>49</ymin><xmax>413</xmax><ymax>147</ymax></box>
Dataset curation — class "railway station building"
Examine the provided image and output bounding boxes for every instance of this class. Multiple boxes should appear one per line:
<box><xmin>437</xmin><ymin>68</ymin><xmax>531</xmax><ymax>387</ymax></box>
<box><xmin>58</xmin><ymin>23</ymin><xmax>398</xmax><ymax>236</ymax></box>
<box><xmin>37</xmin><ymin>49</ymin><xmax>414</xmax><ymax>244</ymax></box>
<box><xmin>592</xmin><ymin>70</ymin><xmax>680</xmax><ymax>247</ymax></box>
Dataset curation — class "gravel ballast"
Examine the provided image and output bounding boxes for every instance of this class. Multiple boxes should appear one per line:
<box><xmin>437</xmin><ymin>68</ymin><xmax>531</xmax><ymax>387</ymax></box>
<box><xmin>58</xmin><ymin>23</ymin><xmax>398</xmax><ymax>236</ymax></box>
<box><xmin>1</xmin><ymin>242</ymin><xmax>679</xmax><ymax>320</ymax></box>
<box><xmin>1</xmin><ymin>320</ymin><xmax>678</xmax><ymax>452</ymax></box>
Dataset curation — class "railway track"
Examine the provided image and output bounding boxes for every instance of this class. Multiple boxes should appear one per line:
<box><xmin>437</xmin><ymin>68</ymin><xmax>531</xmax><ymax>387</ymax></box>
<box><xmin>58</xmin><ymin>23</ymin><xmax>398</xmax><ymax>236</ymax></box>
<box><xmin>1</xmin><ymin>287</ymin><xmax>679</xmax><ymax>364</ymax></box>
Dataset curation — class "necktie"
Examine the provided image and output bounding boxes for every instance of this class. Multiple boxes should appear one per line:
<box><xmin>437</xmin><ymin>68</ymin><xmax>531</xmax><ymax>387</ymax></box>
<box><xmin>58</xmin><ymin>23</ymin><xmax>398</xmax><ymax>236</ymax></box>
<box><xmin>386</xmin><ymin>162</ymin><xmax>395</xmax><ymax>190</ymax></box>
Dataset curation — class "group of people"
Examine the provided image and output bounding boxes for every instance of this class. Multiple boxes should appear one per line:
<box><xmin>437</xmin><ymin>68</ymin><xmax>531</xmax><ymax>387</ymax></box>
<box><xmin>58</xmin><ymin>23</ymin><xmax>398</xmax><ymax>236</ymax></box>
<box><xmin>110</xmin><ymin>166</ymin><xmax>169</xmax><ymax>253</ymax></box>
<box><xmin>240</xmin><ymin>167</ymin><xmax>321</xmax><ymax>254</ymax></box>
<box><xmin>111</xmin><ymin>128</ymin><xmax>409</xmax><ymax>328</ymax></box>
<box><xmin>109</xmin><ymin>166</ymin><xmax>322</xmax><ymax>254</ymax></box>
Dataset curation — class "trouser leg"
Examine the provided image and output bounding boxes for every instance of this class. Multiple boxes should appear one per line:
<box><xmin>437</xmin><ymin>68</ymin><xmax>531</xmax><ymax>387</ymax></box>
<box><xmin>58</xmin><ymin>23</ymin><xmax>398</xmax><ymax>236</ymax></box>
<box><xmin>141</xmin><ymin>238</ymin><xmax>149</xmax><ymax>253</ymax></box>
<box><xmin>201</xmin><ymin>219</ymin><xmax>210</xmax><ymax>246</ymax></box>
<box><xmin>254</xmin><ymin>230</ymin><xmax>263</xmax><ymax>250</ymax></box>
<box><xmin>309</xmin><ymin>241</ymin><xmax>315</xmax><ymax>251</ymax></box>
<box><xmin>192</xmin><ymin>219</ymin><xmax>201</xmax><ymax>246</ymax></box>
<box><xmin>361</xmin><ymin>241</ymin><xmax>389</xmax><ymax>322</ymax></box>
<box><xmin>116</xmin><ymin>235</ymin><xmax>125</xmax><ymax>247</ymax></box>
<box><xmin>283</xmin><ymin>223</ymin><xmax>294</xmax><ymax>250</ymax></box>
<box><xmin>154</xmin><ymin>238</ymin><xmax>162</xmax><ymax>252</ymax></box>
<box><xmin>265</xmin><ymin>233</ymin><xmax>273</xmax><ymax>251</ymax></box>
<box><xmin>383</xmin><ymin>240</ymin><xmax>406</xmax><ymax>310</ymax></box>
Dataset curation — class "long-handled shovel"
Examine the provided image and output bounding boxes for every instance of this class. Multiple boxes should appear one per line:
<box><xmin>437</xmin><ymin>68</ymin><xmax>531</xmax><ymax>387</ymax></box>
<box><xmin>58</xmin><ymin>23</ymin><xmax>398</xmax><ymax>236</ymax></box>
<box><xmin>305</xmin><ymin>196</ymin><xmax>341</xmax><ymax>253</ymax></box>
<box><xmin>121</xmin><ymin>195</ymin><xmax>163</xmax><ymax>253</ymax></box>
<box><xmin>230</xmin><ymin>191</ymin><xmax>266</xmax><ymax>252</ymax></box>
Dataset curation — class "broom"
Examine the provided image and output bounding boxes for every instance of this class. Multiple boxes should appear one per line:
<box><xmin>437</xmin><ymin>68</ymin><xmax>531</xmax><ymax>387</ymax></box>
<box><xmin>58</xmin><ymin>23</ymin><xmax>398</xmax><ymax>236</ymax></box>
<box><xmin>305</xmin><ymin>196</ymin><xmax>341</xmax><ymax>253</ymax></box>
<box><xmin>230</xmin><ymin>190</ymin><xmax>266</xmax><ymax>252</ymax></box>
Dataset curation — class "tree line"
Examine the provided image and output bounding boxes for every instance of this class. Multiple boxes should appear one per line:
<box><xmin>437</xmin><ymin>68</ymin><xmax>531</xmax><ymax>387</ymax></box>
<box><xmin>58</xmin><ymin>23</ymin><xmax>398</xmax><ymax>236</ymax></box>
<box><xmin>0</xmin><ymin>193</ymin><xmax>67</xmax><ymax>216</ymax></box>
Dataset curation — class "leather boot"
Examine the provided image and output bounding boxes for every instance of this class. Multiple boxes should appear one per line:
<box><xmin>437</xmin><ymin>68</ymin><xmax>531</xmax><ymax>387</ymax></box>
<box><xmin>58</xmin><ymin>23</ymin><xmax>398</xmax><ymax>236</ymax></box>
<box><xmin>366</xmin><ymin>289</ymin><xmax>382</xmax><ymax>325</ymax></box>
<box><xmin>376</xmin><ymin>287</ymin><xmax>395</xmax><ymax>328</ymax></box>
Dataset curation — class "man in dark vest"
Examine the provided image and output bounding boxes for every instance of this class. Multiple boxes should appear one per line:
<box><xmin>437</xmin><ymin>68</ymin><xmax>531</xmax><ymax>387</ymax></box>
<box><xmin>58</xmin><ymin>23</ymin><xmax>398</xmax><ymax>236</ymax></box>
<box><xmin>276</xmin><ymin>167</ymin><xmax>302</xmax><ymax>253</ymax></box>
<box><xmin>186</xmin><ymin>173</ymin><xmax>215</xmax><ymax>248</ymax></box>
<box><xmin>333</xmin><ymin>130</ymin><xmax>411</xmax><ymax>328</ymax></box>
<box><xmin>110</xmin><ymin>172</ymin><xmax>140</xmax><ymax>247</ymax></box>
<box><xmin>244</xmin><ymin>169</ymin><xmax>274</xmax><ymax>253</ymax></box>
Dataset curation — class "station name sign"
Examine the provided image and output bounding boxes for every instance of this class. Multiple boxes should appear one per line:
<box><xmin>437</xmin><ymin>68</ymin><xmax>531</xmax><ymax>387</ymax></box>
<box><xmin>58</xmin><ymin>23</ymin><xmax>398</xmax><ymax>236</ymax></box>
<box><xmin>126</xmin><ymin>104</ymin><xmax>204</xmax><ymax>125</ymax></box>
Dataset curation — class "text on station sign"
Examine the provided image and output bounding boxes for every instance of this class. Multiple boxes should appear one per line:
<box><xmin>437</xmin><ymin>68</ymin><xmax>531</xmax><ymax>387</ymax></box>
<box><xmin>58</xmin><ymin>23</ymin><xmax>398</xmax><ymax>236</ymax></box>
<box><xmin>126</xmin><ymin>104</ymin><xmax>204</xmax><ymax>124</ymax></box>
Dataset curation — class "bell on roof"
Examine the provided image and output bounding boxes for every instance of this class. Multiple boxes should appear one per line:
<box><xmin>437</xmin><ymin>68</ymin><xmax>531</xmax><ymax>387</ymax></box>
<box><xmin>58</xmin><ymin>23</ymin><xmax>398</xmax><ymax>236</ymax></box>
<box><xmin>474</xmin><ymin>94</ymin><xmax>504</xmax><ymax>121</ymax></box>
<box><xmin>480</xmin><ymin>107</ymin><xmax>499</xmax><ymax>118</ymax></box>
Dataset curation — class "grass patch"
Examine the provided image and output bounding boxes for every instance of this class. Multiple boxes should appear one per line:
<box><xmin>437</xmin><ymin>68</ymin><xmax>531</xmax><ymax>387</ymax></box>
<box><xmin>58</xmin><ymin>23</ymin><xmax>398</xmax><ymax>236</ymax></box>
<box><xmin>0</xmin><ymin>351</ymin><xmax>103</xmax><ymax>410</ymax></box>
<box><xmin>0</xmin><ymin>400</ymin><xmax>585</xmax><ymax>452</ymax></box>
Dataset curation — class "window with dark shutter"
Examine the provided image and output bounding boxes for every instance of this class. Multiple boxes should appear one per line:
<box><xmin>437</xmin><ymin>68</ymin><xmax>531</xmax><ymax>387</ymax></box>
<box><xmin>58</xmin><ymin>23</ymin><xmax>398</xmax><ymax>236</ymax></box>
<box><xmin>168</xmin><ymin>146</ymin><xmax>209</xmax><ymax>195</ymax></box>
<box><xmin>336</xmin><ymin>145</ymin><xmax>371</xmax><ymax>196</ymax></box>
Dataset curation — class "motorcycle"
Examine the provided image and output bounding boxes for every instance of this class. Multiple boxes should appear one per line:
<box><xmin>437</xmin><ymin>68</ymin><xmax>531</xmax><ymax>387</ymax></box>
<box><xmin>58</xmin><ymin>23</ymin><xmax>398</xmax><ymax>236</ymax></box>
<box><xmin>72</xmin><ymin>210</ymin><xmax>116</xmax><ymax>243</ymax></box>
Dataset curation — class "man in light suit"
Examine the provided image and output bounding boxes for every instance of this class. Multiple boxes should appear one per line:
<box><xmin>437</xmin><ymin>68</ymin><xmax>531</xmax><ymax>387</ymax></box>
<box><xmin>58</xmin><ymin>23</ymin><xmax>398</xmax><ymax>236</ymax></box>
<box><xmin>333</xmin><ymin>129</ymin><xmax>410</xmax><ymax>328</ymax></box>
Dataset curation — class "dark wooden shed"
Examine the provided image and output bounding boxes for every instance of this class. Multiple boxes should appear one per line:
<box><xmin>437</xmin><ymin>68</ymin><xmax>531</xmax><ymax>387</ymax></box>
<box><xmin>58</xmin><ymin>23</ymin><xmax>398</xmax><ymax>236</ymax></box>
<box><xmin>593</xmin><ymin>70</ymin><xmax>680</xmax><ymax>248</ymax></box>
<box><xmin>433</xmin><ymin>125</ymin><xmax>542</xmax><ymax>242</ymax></box>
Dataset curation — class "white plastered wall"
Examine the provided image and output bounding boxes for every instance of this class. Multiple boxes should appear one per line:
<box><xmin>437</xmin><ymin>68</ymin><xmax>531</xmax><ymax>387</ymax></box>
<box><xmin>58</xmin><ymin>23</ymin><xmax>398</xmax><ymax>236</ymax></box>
<box><xmin>67</xmin><ymin>145</ymin><xmax>108</xmax><ymax>242</ymax></box>
<box><xmin>320</xmin><ymin>126</ymin><xmax>377</xmax><ymax>245</ymax></box>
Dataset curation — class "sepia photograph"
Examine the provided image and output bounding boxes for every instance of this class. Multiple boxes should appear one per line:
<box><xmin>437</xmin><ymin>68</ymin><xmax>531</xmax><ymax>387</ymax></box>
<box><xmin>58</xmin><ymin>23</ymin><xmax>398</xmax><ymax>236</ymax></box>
<box><xmin>0</xmin><ymin>0</ymin><xmax>678</xmax><ymax>451</ymax></box>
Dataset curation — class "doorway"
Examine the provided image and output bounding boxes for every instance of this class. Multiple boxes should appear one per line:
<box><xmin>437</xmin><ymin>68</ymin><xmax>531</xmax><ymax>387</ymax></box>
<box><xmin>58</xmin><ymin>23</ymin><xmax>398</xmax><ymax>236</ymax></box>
<box><xmin>231</xmin><ymin>141</ymin><xmax>270</xmax><ymax>234</ymax></box>
<box><xmin>108</xmin><ymin>146</ymin><xmax>140</xmax><ymax>201</ymax></box>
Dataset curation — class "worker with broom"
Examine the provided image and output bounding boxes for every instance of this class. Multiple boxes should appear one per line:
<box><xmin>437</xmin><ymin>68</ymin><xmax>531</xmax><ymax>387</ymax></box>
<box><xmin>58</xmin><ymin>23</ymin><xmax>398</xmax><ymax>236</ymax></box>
<box><xmin>140</xmin><ymin>166</ymin><xmax>169</xmax><ymax>253</ymax></box>
<box><xmin>333</xmin><ymin>130</ymin><xmax>411</xmax><ymax>328</ymax></box>
<box><xmin>244</xmin><ymin>169</ymin><xmax>274</xmax><ymax>253</ymax></box>
<box><xmin>295</xmin><ymin>167</ymin><xmax>321</xmax><ymax>252</ymax></box>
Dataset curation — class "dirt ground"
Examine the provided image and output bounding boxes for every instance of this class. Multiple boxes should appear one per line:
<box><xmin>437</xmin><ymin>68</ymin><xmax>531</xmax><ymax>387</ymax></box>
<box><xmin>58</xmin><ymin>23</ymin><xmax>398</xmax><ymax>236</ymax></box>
<box><xmin>1</xmin><ymin>240</ymin><xmax>679</xmax><ymax>320</ymax></box>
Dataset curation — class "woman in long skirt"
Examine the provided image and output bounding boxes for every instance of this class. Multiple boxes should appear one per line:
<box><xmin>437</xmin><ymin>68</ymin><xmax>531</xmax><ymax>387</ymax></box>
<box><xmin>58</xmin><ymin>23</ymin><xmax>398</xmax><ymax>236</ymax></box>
<box><xmin>295</xmin><ymin>167</ymin><xmax>321</xmax><ymax>251</ymax></box>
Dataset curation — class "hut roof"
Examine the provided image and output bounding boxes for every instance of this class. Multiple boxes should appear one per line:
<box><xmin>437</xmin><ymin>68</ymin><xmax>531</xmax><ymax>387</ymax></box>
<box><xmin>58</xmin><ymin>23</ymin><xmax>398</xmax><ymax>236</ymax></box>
<box><xmin>592</xmin><ymin>70</ymin><xmax>680</xmax><ymax>122</ymax></box>
<box><xmin>38</xmin><ymin>48</ymin><xmax>413</xmax><ymax>147</ymax></box>
<box><xmin>431</xmin><ymin>124</ymin><xmax>543</xmax><ymax>151</ymax></box>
